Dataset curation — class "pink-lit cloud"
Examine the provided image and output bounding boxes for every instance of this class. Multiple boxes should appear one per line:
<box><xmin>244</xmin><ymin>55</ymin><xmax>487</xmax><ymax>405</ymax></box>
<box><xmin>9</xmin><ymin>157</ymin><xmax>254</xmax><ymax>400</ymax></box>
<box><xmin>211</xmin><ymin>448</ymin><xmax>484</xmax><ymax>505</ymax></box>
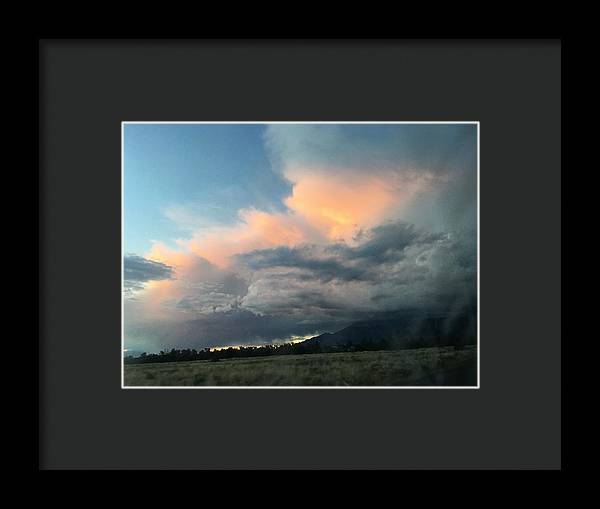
<box><xmin>152</xmin><ymin>165</ymin><xmax>441</xmax><ymax>269</ymax></box>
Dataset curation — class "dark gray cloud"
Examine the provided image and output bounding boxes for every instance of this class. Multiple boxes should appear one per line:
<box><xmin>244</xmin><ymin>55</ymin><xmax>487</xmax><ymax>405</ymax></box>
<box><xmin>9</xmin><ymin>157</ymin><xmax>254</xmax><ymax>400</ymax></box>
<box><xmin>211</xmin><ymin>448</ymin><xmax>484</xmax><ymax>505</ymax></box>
<box><xmin>235</xmin><ymin>245</ymin><xmax>364</xmax><ymax>283</ymax></box>
<box><xmin>236</xmin><ymin>222</ymin><xmax>448</xmax><ymax>283</ymax></box>
<box><xmin>123</xmin><ymin>254</ymin><xmax>174</xmax><ymax>295</ymax></box>
<box><xmin>237</xmin><ymin>221</ymin><xmax>476</xmax><ymax>320</ymax></box>
<box><xmin>336</xmin><ymin>222</ymin><xmax>443</xmax><ymax>264</ymax></box>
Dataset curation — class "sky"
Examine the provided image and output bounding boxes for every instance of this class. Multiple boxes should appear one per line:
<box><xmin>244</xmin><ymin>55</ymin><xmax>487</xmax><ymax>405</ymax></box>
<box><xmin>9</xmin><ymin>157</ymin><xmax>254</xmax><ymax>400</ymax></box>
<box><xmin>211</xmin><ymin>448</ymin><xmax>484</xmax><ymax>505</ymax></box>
<box><xmin>123</xmin><ymin>123</ymin><xmax>477</xmax><ymax>353</ymax></box>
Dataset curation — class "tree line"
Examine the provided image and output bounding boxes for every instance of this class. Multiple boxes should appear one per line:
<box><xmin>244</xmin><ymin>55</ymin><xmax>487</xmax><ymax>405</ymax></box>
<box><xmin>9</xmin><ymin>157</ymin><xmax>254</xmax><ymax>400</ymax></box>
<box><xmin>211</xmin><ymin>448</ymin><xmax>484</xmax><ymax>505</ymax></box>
<box><xmin>124</xmin><ymin>338</ymin><xmax>395</xmax><ymax>365</ymax></box>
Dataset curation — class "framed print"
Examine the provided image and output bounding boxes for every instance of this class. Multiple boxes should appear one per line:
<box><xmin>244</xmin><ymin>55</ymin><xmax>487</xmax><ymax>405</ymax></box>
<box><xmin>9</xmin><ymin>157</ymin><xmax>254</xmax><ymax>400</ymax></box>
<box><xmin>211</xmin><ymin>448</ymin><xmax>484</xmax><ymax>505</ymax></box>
<box><xmin>121</xmin><ymin>121</ymin><xmax>479</xmax><ymax>389</ymax></box>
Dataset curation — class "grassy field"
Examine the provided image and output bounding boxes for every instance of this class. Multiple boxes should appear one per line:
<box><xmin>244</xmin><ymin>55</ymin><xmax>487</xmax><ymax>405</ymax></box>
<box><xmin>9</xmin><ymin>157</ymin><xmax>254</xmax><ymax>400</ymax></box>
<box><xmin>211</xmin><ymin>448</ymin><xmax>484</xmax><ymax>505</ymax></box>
<box><xmin>124</xmin><ymin>345</ymin><xmax>477</xmax><ymax>387</ymax></box>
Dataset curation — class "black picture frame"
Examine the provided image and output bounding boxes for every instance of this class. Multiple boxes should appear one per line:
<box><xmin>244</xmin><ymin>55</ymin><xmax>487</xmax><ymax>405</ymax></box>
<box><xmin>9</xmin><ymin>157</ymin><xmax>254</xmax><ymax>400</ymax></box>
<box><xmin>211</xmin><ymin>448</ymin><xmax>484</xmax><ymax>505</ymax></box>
<box><xmin>38</xmin><ymin>38</ymin><xmax>562</xmax><ymax>470</ymax></box>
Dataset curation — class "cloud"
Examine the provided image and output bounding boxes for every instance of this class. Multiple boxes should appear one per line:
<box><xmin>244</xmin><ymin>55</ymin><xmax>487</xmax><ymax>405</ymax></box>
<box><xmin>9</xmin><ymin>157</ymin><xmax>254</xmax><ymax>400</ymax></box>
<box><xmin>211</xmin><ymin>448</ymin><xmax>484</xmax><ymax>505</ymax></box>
<box><xmin>175</xmin><ymin>282</ymin><xmax>245</xmax><ymax>314</ymax></box>
<box><xmin>236</xmin><ymin>222</ymin><xmax>446</xmax><ymax>282</ymax></box>
<box><xmin>283</xmin><ymin>167</ymin><xmax>439</xmax><ymax>239</ymax></box>
<box><xmin>125</xmin><ymin>220</ymin><xmax>474</xmax><ymax>350</ymax></box>
<box><xmin>265</xmin><ymin>123</ymin><xmax>478</xmax><ymax>236</ymax></box>
<box><xmin>125</xmin><ymin>225</ymin><xmax>475</xmax><ymax>350</ymax></box>
<box><xmin>123</xmin><ymin>254</ymin><xmax>174</xmax><ymax>296</ymax></box>
<box><xmin>160</xmin><ymin>165</ymin><xmax>442</xmax><ymax>269</ymax></box>
<box><xmin>263</xmin><ymin>123</ymin><xmax>477</xmax><ymax>176</ymax></box>
<box><xmin>126</xmin><ymin>245</ymin><xmax>248</xmax><ymax>320</ymax></box>
<box><xmin>183</xmin><ymin>208</ymin><xmax>323</xmax><ymax>268</ymax></box>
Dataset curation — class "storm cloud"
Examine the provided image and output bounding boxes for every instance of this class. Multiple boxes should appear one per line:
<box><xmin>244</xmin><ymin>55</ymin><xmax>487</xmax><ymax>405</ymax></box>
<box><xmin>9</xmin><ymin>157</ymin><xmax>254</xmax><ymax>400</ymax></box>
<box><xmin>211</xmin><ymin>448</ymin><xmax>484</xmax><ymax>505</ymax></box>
<box><xmin>124</xmin><ymin>221</ymin><xmax>475</xmax><ymax>352</ymax></box>
<box><xmin>238</xmin><ymin>221</ymin><xmax>475</xmax><ymax>319</ymax></box>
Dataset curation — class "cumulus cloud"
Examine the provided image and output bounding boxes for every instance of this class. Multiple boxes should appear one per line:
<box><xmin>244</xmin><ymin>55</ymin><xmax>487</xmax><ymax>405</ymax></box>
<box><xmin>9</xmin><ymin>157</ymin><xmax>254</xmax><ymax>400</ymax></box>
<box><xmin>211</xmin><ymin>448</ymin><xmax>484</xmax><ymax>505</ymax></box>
<box><xmin>158</xmin><ymin>166</ymin><xmax>444</xmax><ymax>269</ymax></box>
<box><xmin>266</xmin><ymin>123</ymin><xmax>478</xmax><ymax>237</ymax></box>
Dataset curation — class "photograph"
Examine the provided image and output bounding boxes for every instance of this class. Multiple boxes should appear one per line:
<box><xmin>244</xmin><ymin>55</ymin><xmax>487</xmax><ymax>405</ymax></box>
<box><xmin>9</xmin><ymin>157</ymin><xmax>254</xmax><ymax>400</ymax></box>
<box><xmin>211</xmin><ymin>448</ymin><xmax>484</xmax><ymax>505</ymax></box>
<box><xmin>122</xmin><ymin>122</ymin><xmax>479</xmax><ymax>388</ymax></box>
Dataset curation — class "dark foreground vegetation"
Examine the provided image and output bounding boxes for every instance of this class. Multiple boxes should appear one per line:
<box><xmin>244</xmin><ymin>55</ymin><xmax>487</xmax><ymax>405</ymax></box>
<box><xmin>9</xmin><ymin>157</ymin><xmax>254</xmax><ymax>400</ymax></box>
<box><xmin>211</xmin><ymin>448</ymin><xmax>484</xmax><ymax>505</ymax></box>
<box><xmin>124</xmin><ymin>345</ymin><xmax>477</xmax><ymax>387</ymax></box>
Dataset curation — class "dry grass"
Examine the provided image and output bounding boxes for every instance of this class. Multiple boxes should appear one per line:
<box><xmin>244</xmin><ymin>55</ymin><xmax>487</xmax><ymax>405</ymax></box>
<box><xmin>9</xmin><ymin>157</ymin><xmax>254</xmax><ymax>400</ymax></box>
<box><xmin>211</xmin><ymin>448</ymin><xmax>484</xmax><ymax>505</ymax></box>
<box><xmin>123</xmin><ymin>346</ymin><xmax>477</xmax><ymax>387</ymax></box>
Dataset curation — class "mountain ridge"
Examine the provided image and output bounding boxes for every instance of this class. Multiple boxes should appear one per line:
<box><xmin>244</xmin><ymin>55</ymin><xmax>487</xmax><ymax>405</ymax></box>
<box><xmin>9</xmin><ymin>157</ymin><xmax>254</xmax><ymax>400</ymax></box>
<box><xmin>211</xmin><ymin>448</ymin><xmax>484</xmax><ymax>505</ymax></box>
<box><xmin>301</xmin><ymin>308</ymin><xmax>476</xmax><ymax>349</ymax></box>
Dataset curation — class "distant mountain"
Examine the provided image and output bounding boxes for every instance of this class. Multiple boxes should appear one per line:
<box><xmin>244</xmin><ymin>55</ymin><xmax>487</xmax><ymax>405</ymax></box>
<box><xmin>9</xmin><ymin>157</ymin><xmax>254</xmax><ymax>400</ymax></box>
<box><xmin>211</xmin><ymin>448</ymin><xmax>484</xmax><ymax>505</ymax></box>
<box><xmin>302</xmin><ymin>308</ymin><xmax>476</xmax><ymax>350</ymax></box>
